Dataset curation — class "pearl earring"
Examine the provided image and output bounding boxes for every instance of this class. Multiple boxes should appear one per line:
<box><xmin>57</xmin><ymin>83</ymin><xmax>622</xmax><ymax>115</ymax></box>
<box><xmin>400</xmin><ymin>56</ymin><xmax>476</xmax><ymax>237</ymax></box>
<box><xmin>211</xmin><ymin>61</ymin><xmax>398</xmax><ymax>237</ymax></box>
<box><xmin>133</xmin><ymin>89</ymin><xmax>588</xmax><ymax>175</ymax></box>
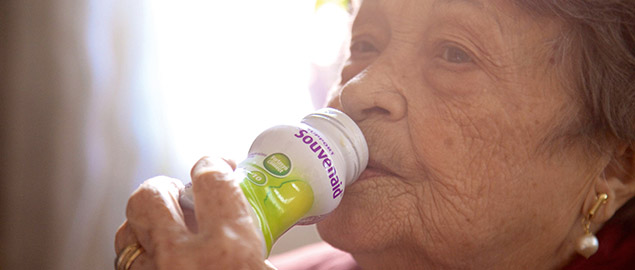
<box><xmin>575</xmin><ymin>193</ymin><xmax>608</xmax><ymax>259</ymax></box>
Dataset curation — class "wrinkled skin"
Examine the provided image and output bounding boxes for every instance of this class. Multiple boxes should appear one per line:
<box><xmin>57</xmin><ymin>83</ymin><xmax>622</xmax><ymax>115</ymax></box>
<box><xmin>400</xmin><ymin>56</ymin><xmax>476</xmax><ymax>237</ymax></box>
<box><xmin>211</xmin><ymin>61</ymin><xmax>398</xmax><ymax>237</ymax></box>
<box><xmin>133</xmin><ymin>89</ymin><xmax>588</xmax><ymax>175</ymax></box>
<box><xmin>317</xmin><ymin>0</ymin><xmax>634</xmax><ymax>269</ymax></box>
<box><xmin>116</xmin><ymin>0</ymin><xmax>635</xmax><ymax>269</ymax></box>
<box><xmin>115</xmin><ymin>158</ymin><xmax>276</xmax><ymax>270</ymax></box>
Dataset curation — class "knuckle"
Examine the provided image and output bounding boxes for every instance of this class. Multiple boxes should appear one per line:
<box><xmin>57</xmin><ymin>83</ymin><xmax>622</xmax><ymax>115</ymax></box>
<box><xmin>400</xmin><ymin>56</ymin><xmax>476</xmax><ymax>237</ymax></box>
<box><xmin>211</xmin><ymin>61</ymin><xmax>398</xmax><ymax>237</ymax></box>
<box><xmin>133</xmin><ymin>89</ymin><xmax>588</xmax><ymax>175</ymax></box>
<box><xmin>126</xmin><ymin>187</ymin><xmax>157</xmax><ymax>214</ymax></box>
<box><xmin>126</xmin><ymin>176</ymin><xmax>184</xmax><ymax>217</ymax></box>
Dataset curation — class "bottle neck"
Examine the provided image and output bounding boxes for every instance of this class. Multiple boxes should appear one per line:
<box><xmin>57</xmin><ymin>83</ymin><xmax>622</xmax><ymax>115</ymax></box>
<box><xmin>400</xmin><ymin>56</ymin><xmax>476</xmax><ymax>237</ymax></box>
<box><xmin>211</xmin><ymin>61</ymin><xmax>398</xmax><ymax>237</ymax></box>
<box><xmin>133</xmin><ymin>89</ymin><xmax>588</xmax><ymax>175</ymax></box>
<box><xmin>301</xmin><ymin>108</ymin><xmax>368</xmax><ymax>185</ymax></box>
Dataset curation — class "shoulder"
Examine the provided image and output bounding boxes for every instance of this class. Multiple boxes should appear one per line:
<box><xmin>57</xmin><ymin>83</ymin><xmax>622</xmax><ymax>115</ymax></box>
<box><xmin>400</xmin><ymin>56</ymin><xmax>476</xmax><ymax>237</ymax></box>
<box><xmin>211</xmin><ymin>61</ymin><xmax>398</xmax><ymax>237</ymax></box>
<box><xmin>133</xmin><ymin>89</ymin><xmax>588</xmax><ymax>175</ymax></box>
<box><xmin>269</xmin><ymin>242</ymin><xmax>361</xmax><ymax>270</ymax></box>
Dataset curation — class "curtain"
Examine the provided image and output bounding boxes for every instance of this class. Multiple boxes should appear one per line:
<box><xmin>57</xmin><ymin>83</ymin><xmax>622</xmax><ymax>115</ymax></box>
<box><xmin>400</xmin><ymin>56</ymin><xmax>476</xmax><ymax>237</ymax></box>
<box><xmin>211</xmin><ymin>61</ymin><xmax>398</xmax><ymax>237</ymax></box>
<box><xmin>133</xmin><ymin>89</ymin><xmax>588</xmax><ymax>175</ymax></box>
<box><xmin>0</xmin><ymin>0</ymin><xmax>351</xmax><ymax>269</ymax></box>
<box><xmin>1</xmin><ymin>0</ymin><xmax>161</xmax><ymax>269</ymax></box>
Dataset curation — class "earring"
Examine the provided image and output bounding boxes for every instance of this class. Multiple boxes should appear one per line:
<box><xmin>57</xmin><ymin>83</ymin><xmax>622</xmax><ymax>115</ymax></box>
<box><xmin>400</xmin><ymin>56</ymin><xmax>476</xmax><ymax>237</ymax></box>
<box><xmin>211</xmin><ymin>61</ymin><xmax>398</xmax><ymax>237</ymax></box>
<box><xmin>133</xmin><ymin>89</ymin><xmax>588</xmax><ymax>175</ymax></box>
<box><xmin>575</xmin><ymin>193</ymin><xmax>608</xmax><ymax>258</ymax></box>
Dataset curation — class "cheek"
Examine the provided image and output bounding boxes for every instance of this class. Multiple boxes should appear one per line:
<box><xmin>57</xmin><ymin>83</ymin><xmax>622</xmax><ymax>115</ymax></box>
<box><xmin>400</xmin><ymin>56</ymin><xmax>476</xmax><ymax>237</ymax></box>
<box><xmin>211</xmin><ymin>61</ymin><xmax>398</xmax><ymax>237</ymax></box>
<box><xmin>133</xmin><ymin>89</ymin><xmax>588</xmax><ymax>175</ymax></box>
<box><xmin>409</xmin><ymin>95</ymin><xmax>530</xmax><ymax>188</ymax></box>
<box><xmin>404</xmin><ymin>84</ymin><xmax>587</xmax><ymax>250</ymax></box>
<box><xmin>408</xmin><ymin>94</ymin><xmax>526</xmax><ymax>200</ymax></box>
<box><xmin>317</xmin><ymin>177</ymin><xmax>423</xmax><ymax>253</ymax></box>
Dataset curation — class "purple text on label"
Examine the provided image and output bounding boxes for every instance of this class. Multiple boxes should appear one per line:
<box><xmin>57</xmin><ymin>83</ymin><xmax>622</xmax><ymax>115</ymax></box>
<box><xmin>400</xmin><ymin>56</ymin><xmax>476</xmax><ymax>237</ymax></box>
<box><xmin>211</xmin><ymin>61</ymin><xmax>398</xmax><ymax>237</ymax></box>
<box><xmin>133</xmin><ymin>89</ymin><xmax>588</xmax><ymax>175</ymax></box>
<box><xmin>294</xmin><ymin>129</ymin><xmax>342</xmax><ymax>199</ymax></box>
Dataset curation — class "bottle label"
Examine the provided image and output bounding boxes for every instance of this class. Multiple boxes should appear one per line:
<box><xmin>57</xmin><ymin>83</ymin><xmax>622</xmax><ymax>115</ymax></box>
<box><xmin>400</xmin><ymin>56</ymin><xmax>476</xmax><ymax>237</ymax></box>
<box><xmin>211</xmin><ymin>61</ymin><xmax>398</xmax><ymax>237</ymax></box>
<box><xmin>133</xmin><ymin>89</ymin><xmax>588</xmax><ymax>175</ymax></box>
<box><xmin>238</xmin><ymin>152</ymin><xmax>315</xmax><ymax>256</ymax></box>
<box><xmin>293</xmin><ymin>129</ymin><xmax>343</xmax><ymax>199</ymax></box>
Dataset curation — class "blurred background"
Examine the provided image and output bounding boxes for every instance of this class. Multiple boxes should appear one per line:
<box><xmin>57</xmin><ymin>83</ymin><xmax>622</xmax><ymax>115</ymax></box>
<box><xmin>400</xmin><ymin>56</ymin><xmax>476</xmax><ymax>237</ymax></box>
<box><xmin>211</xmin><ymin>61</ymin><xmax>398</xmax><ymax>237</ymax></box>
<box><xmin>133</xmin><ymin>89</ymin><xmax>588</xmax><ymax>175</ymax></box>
<box><xmin>0</xmin><ymin>0</ymin><xmax>352</xmax><ymax>269</ymax></box>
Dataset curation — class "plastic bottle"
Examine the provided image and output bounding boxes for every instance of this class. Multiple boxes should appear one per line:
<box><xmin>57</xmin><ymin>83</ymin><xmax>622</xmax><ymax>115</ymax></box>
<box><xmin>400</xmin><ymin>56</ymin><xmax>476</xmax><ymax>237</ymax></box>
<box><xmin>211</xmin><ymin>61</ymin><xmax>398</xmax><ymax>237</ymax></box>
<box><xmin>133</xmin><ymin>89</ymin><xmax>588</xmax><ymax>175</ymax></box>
<box><xmin>179</xmin><ymin>108</ymin><xmax>368</xmax><ymax>257</ymax></box>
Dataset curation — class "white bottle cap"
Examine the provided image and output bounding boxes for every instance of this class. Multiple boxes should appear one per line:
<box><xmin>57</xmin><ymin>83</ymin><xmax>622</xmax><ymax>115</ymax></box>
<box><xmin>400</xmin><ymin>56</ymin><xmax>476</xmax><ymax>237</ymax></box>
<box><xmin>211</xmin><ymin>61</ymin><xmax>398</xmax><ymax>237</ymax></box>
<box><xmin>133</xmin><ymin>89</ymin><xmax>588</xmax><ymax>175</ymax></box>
<box><xmin>301</xmin><ymin>108</ymin><xmax>369</xmax><ymax>185</ymax></box>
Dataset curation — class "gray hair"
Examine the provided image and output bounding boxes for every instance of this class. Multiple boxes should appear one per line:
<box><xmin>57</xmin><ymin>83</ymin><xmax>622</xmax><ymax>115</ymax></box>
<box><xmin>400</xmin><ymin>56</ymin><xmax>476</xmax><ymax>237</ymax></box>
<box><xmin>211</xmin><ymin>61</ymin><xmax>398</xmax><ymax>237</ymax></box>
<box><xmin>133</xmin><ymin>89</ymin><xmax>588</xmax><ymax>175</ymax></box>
<box><xmin>514</xmin><ymin>0</ymin><xmax>635</xmax><ymax>225</ymax></box>
<box><xmin>515</xmin><ymin>0</ymin><xmax>635</xmax><ymax>148</ymax></box>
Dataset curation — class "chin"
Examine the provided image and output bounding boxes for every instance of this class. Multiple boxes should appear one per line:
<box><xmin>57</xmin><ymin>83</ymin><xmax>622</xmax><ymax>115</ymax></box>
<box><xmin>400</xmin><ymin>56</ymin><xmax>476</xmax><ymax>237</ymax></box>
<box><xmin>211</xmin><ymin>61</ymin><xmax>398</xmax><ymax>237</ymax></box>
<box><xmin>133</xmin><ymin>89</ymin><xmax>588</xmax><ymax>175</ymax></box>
<box><xmin>316</xmin><ymin>204</ymin><xmax>368</xmax><ymax>253</ymax></box>
<box><xmin>315</xmin><ymin>180</ymin><xmax>398</xmax><ymax>254</ymax></box>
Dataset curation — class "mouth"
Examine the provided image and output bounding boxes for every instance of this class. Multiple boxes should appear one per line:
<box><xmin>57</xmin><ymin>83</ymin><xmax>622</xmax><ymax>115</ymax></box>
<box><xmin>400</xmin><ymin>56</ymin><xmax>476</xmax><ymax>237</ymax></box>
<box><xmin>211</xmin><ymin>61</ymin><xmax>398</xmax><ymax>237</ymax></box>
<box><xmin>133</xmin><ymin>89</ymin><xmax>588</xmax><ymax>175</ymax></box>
<box><xmin>355</xmin><ymin>160</ymin><xmax>398</xmax><ymax>182</ymax></box>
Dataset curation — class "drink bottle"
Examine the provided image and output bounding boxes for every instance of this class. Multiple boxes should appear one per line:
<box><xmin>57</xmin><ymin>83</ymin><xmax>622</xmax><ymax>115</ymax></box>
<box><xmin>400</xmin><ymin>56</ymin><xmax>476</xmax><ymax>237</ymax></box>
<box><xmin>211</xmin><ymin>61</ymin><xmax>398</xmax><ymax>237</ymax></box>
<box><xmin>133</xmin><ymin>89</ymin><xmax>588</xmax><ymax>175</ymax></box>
<box><xmin>180</xmin><ymin>108</ymin><xmax>368</xmax><ymax>257</ymax></box>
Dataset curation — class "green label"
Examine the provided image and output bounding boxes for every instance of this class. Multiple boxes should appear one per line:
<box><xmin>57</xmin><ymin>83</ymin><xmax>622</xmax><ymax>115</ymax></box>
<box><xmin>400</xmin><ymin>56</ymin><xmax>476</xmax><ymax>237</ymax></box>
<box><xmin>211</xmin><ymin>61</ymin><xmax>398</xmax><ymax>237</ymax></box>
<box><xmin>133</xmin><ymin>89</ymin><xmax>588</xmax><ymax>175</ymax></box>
<box><xmin>239</xmin><ymin>159</ymin><xmax>314</xmax><ymax>257</ymax></box>
<box><xmin>263</xmin><ymin>153</ymin><xmax>291</xmax><ymax>177</ymax></box>
<box><xmin>246</xmin><ymin>170</ymin><xmax>267</xmax><ymax>185</ymax></box>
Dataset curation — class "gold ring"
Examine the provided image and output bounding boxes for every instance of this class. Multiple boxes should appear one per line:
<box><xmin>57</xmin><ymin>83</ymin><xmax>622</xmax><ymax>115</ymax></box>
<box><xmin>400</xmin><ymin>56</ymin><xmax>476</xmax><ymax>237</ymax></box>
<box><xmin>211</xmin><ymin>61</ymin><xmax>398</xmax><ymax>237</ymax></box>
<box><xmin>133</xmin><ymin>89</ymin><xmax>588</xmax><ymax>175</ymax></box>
<box><xmin>115</xmin><ymin>243</ymin><xmax>144</xmax><ymax>270</ymax></box>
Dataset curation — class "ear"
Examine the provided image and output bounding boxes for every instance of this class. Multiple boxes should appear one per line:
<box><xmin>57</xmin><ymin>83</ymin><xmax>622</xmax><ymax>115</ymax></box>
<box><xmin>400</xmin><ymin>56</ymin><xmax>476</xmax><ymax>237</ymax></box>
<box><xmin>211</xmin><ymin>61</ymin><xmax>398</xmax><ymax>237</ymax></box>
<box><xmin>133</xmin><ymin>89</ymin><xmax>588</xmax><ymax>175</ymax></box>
<box><xmin>584</xmin><ymin>144</ymin><xmax>635</xmax><ymax>223</ymax></box>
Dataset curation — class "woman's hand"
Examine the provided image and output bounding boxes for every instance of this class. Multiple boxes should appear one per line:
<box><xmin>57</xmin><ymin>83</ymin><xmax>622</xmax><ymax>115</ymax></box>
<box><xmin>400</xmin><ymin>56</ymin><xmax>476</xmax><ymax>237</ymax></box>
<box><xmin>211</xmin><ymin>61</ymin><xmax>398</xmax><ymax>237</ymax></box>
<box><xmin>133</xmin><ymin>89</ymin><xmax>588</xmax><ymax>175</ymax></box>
<box><xmin>114</xmin><ymin>157</ymin><xmax>275</xmax><ymax>270</ymax></box>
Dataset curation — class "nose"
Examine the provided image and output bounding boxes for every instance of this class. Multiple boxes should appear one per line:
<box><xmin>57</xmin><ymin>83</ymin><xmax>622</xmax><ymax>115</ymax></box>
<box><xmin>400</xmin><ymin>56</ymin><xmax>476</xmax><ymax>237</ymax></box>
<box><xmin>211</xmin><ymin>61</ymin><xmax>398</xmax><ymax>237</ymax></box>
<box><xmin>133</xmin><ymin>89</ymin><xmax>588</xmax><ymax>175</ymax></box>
<box><xmin>332</xmin><ymin>67</ymin><xmax>407</xmax><ymax>122</ymax></box>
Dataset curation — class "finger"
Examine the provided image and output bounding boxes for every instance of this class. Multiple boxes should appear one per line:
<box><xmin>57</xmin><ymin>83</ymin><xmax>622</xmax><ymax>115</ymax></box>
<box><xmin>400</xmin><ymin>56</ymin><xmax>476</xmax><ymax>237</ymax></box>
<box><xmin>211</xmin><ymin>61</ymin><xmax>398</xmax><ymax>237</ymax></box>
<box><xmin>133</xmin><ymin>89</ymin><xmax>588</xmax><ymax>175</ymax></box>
<box><xmin>126</xmin><ymin>176</ymin><xmax>188</xmax><ymax>254</ymax></box>
<box><xmin>190</xmin><ymin>157</ymin><xmax>254</xmax><ymax>235</ymax></box>
<box><xmin>115</xmin><ymin>221</ymin><xmax>138</xmax><ymax>254</ymax></box>
<box><xmin>128</xmin><ymin>252</ymin><xmax>155</xmax><ymax>270</ymax></box>
<box><xmin>222</xmin><ymin>157</ymin><xmax>237</xmax><ymax>170</ymax></box>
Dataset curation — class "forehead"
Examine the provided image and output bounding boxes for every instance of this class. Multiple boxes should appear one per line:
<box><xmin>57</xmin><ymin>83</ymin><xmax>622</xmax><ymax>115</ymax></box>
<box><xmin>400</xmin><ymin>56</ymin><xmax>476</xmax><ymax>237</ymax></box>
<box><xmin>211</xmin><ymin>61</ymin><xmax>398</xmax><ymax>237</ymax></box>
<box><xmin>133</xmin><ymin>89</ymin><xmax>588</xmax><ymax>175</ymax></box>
<box><xmin>359</xmin><ymin>0</ymin><xmax>501</xmax><ymax>8</ymax></box>
<box><xmin>353</xmin><ymin>0</ymin><xmax>556</xmax><ymax>44</ymax></box>
<box><xmin>353</xmin><ymin>0</ymin><xmax>507</xmax><ymax>40</ymax></box>
<box><xmin>355</xmin><ymin>0</ymin><xmax>516</xmax><ymax>24</ymax></box>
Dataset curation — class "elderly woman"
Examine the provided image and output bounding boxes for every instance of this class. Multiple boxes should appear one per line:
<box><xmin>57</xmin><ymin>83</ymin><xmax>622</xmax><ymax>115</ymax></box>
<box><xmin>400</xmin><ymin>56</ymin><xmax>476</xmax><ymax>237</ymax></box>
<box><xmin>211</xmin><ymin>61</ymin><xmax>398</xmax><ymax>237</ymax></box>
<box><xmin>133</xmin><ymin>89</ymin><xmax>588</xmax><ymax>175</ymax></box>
<box><xmin>115</xmin><ymin>0</ymin><xmax>635</xmax><ymax>269</ymax></box>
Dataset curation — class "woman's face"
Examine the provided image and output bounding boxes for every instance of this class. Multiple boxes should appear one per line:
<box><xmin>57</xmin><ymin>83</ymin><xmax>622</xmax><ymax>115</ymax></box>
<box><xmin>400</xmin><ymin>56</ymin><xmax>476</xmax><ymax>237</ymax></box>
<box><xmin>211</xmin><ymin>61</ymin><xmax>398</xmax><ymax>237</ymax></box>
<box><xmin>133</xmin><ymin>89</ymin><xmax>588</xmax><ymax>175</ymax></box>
<box><xmin>318</xmin><ymin>0</ymin><xmax>602</xmax><ymax>268</ymax></box>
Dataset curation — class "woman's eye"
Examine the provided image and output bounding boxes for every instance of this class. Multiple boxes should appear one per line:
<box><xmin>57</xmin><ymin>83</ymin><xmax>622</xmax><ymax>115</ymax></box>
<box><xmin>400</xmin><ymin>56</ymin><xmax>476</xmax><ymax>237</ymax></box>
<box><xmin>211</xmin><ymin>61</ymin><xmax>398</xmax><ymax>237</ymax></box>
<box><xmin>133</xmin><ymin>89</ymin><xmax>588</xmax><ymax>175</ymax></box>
<box><xmin>441</xmin><ymin>45</ymin><xmax>472</xmax><ymax>64</ymax></box>
<box><xmin>350</xmin><ymin>40</ymin><xmax>378</xmax><ymax>56</ymax></box>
